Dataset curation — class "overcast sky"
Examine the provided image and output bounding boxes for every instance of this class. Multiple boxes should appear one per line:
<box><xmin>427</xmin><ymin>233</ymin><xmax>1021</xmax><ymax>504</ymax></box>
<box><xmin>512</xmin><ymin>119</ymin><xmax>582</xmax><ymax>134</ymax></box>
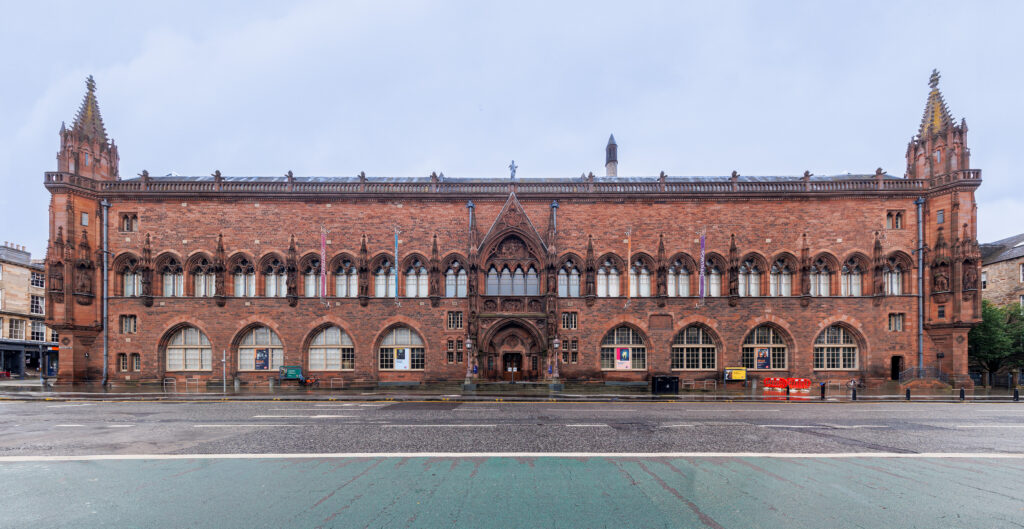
<box><xmin>2</xmin><ymin>0</ymin><xmax>1021</xmax><ymax>257</ymax></box>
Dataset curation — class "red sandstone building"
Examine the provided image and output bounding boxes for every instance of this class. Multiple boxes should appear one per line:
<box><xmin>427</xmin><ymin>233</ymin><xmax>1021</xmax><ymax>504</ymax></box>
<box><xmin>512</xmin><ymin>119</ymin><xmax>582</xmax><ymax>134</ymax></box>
<box><xmin>44</xmin><ymin>72</ymin><xmax>982</xmax><ymax>388</ymax></box>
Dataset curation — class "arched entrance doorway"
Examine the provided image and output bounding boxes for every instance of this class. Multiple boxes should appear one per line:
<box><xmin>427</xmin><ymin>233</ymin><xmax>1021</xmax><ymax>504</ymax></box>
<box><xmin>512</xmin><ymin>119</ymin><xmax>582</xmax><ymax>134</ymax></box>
<box><xmin>480</xmin><ymin>319</ymin><xmax>546</xmax><ymax>382</ymax></box>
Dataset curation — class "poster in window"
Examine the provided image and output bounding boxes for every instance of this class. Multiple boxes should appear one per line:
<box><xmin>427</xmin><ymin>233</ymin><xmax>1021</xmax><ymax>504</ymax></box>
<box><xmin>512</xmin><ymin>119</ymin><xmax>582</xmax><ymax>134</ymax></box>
<box><xmin>254</xmin><ymin>348</ymin><xmax>270</xmax><ymax>370</ymax></box>
<box><xmin>394</xmin><ymin>347</ymin><xmax>410</xmax><ymax>370</ymax></box>
<box><xmin>756</xmin><ymin>347</ymin><xmax>770</xmax><ymax>370</ymax></box>
<box><xmin>615</xmin><ymin>347</ymin><xmax>631</xmax><ymax>370</ymax></box>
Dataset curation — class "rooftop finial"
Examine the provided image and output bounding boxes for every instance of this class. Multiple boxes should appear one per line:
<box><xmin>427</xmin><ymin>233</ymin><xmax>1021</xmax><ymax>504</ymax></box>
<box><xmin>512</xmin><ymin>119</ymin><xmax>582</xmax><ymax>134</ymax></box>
<box><xmin>929</xmin><ymin>69</ymin><xmax>940</xmax><ymax>90</ymax></box>
<box><xmin>72</xmin><ymin>75</ymin><xmax>108</xmax><ymax>143</ymax></box>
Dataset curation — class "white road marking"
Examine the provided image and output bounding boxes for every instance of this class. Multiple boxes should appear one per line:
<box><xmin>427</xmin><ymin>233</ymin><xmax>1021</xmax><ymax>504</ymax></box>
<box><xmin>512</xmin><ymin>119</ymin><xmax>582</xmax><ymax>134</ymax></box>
<box><xmin>46</xmin><ymin>404</ymin><xmax>95</xmax><ymax>408</ymax></box>
<box><xmin>818</xmin><ymin>424</ymin><xmax>889</xmax><ymax>429</ymax></box>
<box><xmin>107</xmin><ymin>425</ymin><xmax>134</xmax><ymax>428</ymax></box>
<box><xmin>956</xmin><ymin>425</ymin><xmax>1024</xmax><ymax>428</ymax></box>
<box><xmin>759</xmin><ymin>425</ymin><xmax>818</xmax><ymax>428</ymax></box>
<box><xmin>54</xmin><ymin>424</ymin><xmax>84</xmax><ymax>427</ymax></box>
<box><xmin>566</xmin><ymin>424</ymin><xmax>610</xmax><ymax>428</ymax></box>
<box><xmin>683</xmin><ymin>409</ymin><xmax>781</xmax><ymax>412</ymax></box>
<box><xmin>194</xmin><ymin>424</ymin><xmax>300</xmax><ymax>428</ymax></box>
<box><xmin>3</xmin><ymin>452</ymin><xmax>1024</xmax><ymax>462</ymax></box>
<box><xmin>382</xmin><ymin>424</ymin><xmax>497</xmax><ymax>428</ymax></box>
<box><xmin>253</xmin><ymin>415</ymin><xmax>354</xmax><ymax>419</ymax></box>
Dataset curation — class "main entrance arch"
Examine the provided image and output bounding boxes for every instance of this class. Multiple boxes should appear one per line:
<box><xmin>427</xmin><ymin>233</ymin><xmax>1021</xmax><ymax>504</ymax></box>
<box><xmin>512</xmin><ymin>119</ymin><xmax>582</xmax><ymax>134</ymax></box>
<box><xmin>479</xmin><ymin>318</ymin><xmax>547</xmax><ymax>382</ymax></box>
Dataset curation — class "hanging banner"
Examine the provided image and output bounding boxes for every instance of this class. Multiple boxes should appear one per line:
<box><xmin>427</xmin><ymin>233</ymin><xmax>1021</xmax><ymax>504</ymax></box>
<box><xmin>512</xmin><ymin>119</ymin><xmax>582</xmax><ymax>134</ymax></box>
<box><xmin>756</xmin><ymin>347</ymin><xmax>771</xmax><ymax>370</ymax></box>
<box><xmin>698</xmin><ymin>233</ymin><xmax>706</xmax><ymax>301</ymax></box>
<box><xmin>320</xmin><ymin>225</ymin><xmax>327</xmax><ymax>300</ymax></box>
<box><xmin>254</xmin><ymin>348</ymin><xmax>270</xmax><ymax>370</ymax></box>
<box><xmin>394</xmin><ymin>347</ymin><xmax>411</xmax><ymax>370</ymax></box>
<box><xmin>615</xmin><ymin>347</ymin><xmax>631</xmax><ymax>370</ymax></box>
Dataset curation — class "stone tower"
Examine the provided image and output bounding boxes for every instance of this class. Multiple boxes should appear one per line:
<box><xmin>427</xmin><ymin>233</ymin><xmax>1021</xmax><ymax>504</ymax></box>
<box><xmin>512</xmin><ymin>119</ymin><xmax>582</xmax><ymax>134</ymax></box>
<box><xmin>605</xmin><ymin>134</ymin><xmax>617</xmax><ymax>177</ymax></box>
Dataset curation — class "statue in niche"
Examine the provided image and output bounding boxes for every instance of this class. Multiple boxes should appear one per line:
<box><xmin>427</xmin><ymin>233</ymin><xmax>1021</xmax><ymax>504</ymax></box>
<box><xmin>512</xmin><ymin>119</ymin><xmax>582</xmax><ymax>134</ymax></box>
<box><xmin>963</xmin><ymin>264</ymin><xmax>978</xmax><ymax>290</ymax></box>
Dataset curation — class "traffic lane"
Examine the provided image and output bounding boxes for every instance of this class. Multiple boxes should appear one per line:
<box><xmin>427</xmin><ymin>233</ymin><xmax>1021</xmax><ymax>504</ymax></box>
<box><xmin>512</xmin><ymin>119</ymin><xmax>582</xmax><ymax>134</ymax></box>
<box><xmin>4</xmin><ymin>401</ymin><xmax>1024</xmax><ymax>456</ymax></box>
<box><xmin>4</xmin><ymin>455</ymin><xmax>1023</xmax><ymax>529</ymax></box>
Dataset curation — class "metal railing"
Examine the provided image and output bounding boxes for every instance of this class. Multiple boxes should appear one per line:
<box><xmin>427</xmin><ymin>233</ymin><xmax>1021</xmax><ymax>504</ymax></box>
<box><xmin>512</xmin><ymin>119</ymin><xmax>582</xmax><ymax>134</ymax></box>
<box><xmin>899</xmin><ymin>367</ymin><xmax>950</xmax><ymax>385</ymax></box>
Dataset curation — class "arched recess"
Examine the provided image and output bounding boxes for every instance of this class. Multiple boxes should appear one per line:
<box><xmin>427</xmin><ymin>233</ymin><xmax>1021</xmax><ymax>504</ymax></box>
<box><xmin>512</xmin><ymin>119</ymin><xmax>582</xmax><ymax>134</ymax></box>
<box><xmin>158</xmin><ymin>321</ymin><xmax>214</xmax><ymax>374</ymax></box>
<box><xmin>666</xmin><ymin>252</ymin><xmax>697</xmax><ymax>297</ymax></box>
<box><xmin>231</xmin><ymin>321</ymin><xmax>286</xmax><ymax>373</ymax></box>
<box><xmin>809</xmin><ymin>251</ymin><xmax>840</xmax><ymax>296</ymax></box>
<box><xmin>595</xmin><ymin>252</ymin><xmax>625</xmax><ymax>297</ymax></box>
<box><xmin>884</xmin><ymin>251</ymin><xmax>914</xmax><ymax>295</ymax></box>
<box><xmin>184</xmin><ymin>251</ymin><xmax>216</xmax><ymax>297</ymax></box>
<box><xmin>112</xmin><ymin>252</ymin><xmax>142</xmax><ymax>296</ymax></box>
<box><xmin>739</xmin><ymin>319</ymin><xmax>796</xmax><ymax>371</ymax></box>
<box><xmin>257</xmin><ymin>252</ymin><xmax>288</xmax><ymax>297</ymax></box>
<box><xmin>626</xmin><ymin>252</ymin><xmax>656</xmax><ymax>298</ymax></box>
<box><xmin>399</xmin><ymin>252</ymin><xmax>430</xmax><ymax>298</ymax></box>
<box><xmin>599</xmin><ymin>322</ymin><xmax>651</xmax><ymax>370</ymax></box>
<box><xmin>811</xmin><ymin>320</ymin><xmax>866</xmax><ymax>371</ymax></box>
<box><xmin>153</xmin><ymin>251</ymin><xmax>184</xmax><ymax>297</ymax></box>
<box><xmin>702</xmin><ymin>251</ymin><xmax>728</xmax><ymax>297</ymax></box>
<box><xmin>480</xmin><ymin>317</ymin><xmax>547</xmax><ymax>357</ymax></box>
<box><xmin>840</xmin><ymin>251</ymin><xmax>872</xmax><ymax>296</ymax></box>
<box><xmin>329</xmin><ymin>252</ymin><xmax>359</xmax><ymax>298</ymax></box>
<box><xmin>372</xmin><ymin>321</ymin><xmax>429</xmax><ymax>372</ymax></box>
<box><xmin>671</xmin><ymin>322</ymin><xmax>723</xmax><ymax>370</ymax></box>
<box><xmin>739</xmin><ymin>251</ymin><xmax>769</xmax><ymax>296</ymax></box>
<box><xmin>482</xmin><ymin>234</ymin><xmax>544</xmax><ymax>296</ymax></box>
<box><xmin>302</xmin><ymin>322</ymin><xmax>357</xmax><ymax>371</ymax></box>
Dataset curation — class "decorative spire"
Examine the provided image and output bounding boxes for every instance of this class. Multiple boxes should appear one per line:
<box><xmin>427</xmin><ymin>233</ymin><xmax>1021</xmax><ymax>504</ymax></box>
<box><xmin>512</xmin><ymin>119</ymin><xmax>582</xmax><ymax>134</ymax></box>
<box><xmin>918</xmin><ymin>69</ymin><xmax>954</xmax><ymax>137</ymax></box>
<box><xmin>605</xmin><ymin>134</ymin><xmax>618</xmax><ymax>176</ymax></box>
<box><xmin>71</xmin><ymin>75</ymin><xmax>108</xmax><ymax>144</ymax></box>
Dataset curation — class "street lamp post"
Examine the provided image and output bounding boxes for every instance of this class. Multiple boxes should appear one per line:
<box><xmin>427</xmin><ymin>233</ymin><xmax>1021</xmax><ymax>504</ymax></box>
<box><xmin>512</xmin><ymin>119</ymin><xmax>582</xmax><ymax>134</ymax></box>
<box><xmin>552</xmin><ymin>336</ymin><xmax>561</xmax><ymax>379</ymax></box>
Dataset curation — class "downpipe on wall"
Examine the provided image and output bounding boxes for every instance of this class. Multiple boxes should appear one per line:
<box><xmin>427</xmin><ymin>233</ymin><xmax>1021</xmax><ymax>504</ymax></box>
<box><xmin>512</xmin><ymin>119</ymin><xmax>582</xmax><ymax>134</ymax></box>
<box><xmin>101</xmin><ymin>199</ymin><xmax>110</xmax><ymax>387</ymax></box>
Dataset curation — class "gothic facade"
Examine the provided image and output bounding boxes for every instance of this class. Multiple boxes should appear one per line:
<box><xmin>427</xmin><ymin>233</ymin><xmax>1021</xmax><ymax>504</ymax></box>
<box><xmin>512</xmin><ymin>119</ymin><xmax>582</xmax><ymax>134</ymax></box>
<box><xmin>44</xmin><ymin>72</ymin><xmax>983</xmax><ymax>388</ymax></box>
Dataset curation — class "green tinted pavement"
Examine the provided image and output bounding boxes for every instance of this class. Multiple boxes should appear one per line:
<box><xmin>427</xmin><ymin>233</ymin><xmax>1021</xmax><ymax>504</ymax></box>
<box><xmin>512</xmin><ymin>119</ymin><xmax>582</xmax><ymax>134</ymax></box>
<box><xmin>5</xmin><ymin>455</ymin><xmax>1023</xmax><ymax>528</ymax></box>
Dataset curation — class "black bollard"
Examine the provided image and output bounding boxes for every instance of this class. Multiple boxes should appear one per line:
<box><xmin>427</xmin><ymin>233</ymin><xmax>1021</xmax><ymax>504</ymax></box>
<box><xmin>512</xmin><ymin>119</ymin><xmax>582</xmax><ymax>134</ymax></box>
<box><xmin>852</xmin><ymin>387</ymin><xmax>857</xmax><ymax>401</ymax></box>
<box><xmin>1014</xmin><ymin>388</ymin><xmax>1019</xmax><ymax>402</ymax></box>
<box><xmin>906</xmin><ymin>388</ymin><xmax>911</xmax><ymax>401</ymax></box>
<box><xmin>820</xmin><ymin>383</ymin><xmax>826</xmax><ymax>400</ymax></box>
<box><xmin>960</xmin><ymin>387</ymin><xmax>965</xmax><ymax>401</ymax></box>
<box><xmin>786</xmin><ymin>385</ymin><xmax>791</xmax><ymax>401</ymax></box>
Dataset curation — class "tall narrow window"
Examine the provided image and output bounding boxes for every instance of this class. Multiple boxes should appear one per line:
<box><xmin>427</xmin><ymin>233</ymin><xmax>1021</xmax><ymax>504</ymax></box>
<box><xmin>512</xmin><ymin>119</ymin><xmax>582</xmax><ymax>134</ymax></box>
<box><xmin>263</xmin><ymin>258</ymin><xmax>287</xmax><ymax>297</ymax></box>
<box><xmin>512</xmin><ymin>267</ymin><xmax>526</xmax><ymax>296</ymax></box>
<box><xmin>191</xmin><ymin>257</ymin><xmax>216</xmax><ymax>297</ymax></box>
<box><xmin>445</xmin><ymin>262</ymin><xmax>468</xmax><ymax>298</ymax></box>
<box><xmin>374</xmin><ymin>260</ymin><xmax>396</xmax><ymax>297</ymax></box>
<box><xmin>884</xmin><ymin>261</ymin><xmax>903</xmax><ymax>295</ymax></box>
<box><xmin>499</xmin><ymin>267</ymin><xmax>512</xmax><ymax>296</ymax></box>
<box><xmin>705</xmin><ymin>263</ymin><xmax>722</xmax><ymax>297</ymax></box>
<box><xmin>840</xmin><ymin>260</ymin><xmax>862</xmax><ymax>296</ymax></box>
<box><xmin>558</xmin><ymin>261</ymin><xmax>580</xmax><ymax>297</ymax></box>
<box><xmin>237</xmin><ymin>326</ymin><xmax>283</xmax><ymax>371</ymax></box>
<box><xmin>335</xmin><ymin>260</ymin><xmax>358</xmax><ymax>297</ymax></box>
<box><xmin>525</xmin><ymin>266</ymin><xmax>539</xmax><ymax>295</ymax></box>
<box><xmin>303</xmin><ymin>258</ymin><xmax>321</xmax><ymax>298</ymax></box>
<box><xmin>161</xmin><ymin>258</ymin><xmax>184</xmax><ymax>297</ymax></box>
<box><xmin>629</xmin><ymin>262</ymin><xmax>651</xmax><ymax>297</ymax></box>
<box><xmin>738</xmin><ymin>260</ymin><xmax>760</xmax><ymax>297</ymax></box>
<box><xmin>809</xmin><ymin>259</ymin><xmax>830</xmax><ymax>296</ymax></box>
<box><xmin>486</xmin><ymin>267</ymin><xmax>499</xmax><ymax>295</ymax></box>
<box><xmin>122</xmin><ymin>261</ymin><xmax>142</xmax><ymax>297</ymax></box>
<box><xmin>596</xmin><ymin>260</ymin><xmax>620</xmax><ymax>297</ymax></box>
<box><xmin>405</xmin><ymin>260</ymin><xmax>428</xmax><ymax>298</ymax></box>
<box><xmin>769</xmin><ymin>261</ymin><xmax>792</xmax><ymax>297</ymax></box>
<box><xmin>233</xmin><ymin>258</ymin><xmax>256</xmax><ymax>297</ymax></box>
<box><xmin>667</xmin><ymin>261</ymin><xmax>690</xmax><ymax>297</ymax></box>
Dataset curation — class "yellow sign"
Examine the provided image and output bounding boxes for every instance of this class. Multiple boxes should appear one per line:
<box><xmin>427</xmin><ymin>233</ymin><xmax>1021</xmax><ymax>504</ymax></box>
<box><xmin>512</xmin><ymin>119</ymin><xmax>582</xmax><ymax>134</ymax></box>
<box><xmin>724</xmin><ymin>367</ymin><xmax>747</xmax><ymax>381</ymax></box>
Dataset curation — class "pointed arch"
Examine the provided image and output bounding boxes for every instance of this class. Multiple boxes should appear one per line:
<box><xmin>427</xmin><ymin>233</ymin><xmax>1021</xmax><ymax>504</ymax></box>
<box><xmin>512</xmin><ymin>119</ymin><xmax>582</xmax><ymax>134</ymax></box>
<box><xmin>740</xmin><ymin>321</ymin><xmax>794</xmax><ymax>370</ymax></box>
<box><xmin>330</xmin><ymin>252</ymin><xmax>359</xmax><ymax>298</ymax></box>
<box><xmin>840</xmin><ymin>251</ymin><xmax>871</xmax><ymax>296</ymax></box>
<box><xmin>154</xmin><ymin>251</ymin><xmax>184</xmax><ymax>297</ymax></box>
<box><xmin>258</xmin><ymin>252</ymin><xmax>288</xmax><ymax>297</ymax></box>
<box><xmin>185</xmin><ymin>251</ymin><xmax>217</xmax><ymax>297</ymax></box>
<box><xmin>671</xmin><ymin>322</ymin><xmax>721</xmax><ymax>370</ymax></box>
<box><xmin>811</xmin><ymin>321</ymin><xmax>865</xmax><ymax>371</ymax></box>
<box><xmin>113</xmin><ymin>251</ymin><xmax>142</xmax><ymax>297</ymax></box>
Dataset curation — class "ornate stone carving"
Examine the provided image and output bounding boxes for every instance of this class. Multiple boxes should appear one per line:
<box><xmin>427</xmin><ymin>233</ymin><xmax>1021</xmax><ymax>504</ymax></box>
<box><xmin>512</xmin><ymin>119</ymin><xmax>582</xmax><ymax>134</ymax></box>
<box><xmin>483</xmin><ymin>299</ymin><xmax>497</xmax><ymax>311</ymax></box>
<box><xmin>500</xmin><ymin>298</ymin><xmax>523</xmax><ymax>312</ymax></box>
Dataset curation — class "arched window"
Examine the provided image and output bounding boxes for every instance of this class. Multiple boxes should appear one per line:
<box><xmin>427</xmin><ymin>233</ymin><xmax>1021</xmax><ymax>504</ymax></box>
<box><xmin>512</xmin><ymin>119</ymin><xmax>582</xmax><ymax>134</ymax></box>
<box><xmin>769</xmin><ymin>260</ymin><xmax>792</xmax><ymax>297</ymax></box>
<box><xmin>405</xmin><ymin>259</ymin><xmax>428</xmax><ymax>298</ymax></box>
<box><xmin>379</xmin><ymin>326</ymin><xmax>425</xmax><ymax>370</ymax></box>
<box><xmin>596</xmin><ymin>260</ymin><xmax>620</xmax><ymax>297</ymax></box>
<box><xmin>840</xmin><ymin>260</ymin><xmax>862</xmax><ymax>296</ymax></box>
<box><xmin>814</xmin><ymin>325</ymin><xmax>858</xmax><ymax>370</ymax></box>
<box><xmin>192</xmin><ymin>257</ymin><xmax>216</xmax><ymax>297</ymax></box>
<box><xmin>303</xmin><ymin>258</ymin><xmax>321</xmax><ymax>298</ymax></box>
<box><xmin>741</xmin><ymin>325</ymin><xmax>787</xmax><ymax>370</ymax></box>
<box><xmin>667</xmin><ymin>261</ymin><xmax>690</xmax><ymax>297</ymax></box>
<box><xmin>161</xmin><ymin>258</ymin><xmax>184</xmax><ymax>297</ymax></box>
<box><xmin>600</xmin><ymin>326</ymin><xmax>646</xmax><ymax>370</ymax></box>
<box><xmin>629</xmin><ymin>261</ymin><xmax>651</xmax><ymax>297</ymax></box>
<box><xmin>672</xmin><ymin>326</ymin><xmax>716</xmax><ymax>370</ymax></box>
<box><xmin>308</xmin><ymin>326</ymin><xmax>355</xmax><ymax>370</ymax></box>
<box><xmin>445</xmin><ymin>261</ymin><xmax>467</xmax><ymax>298</ymax></box>
<box><xmin>704</xmin><ymin>262</ymin><xmax>722</xmax><ymax>297</ymax></box>
<box><xmin>238</xmin><ymin>326</ymin><xmax>283</xmax><ymax>371</ymax></box>
<box><xmin>499</xmin><ymin>267</ymin><xmax>512</xmax><ymax>295</ymax></box>
<box><xmin>232</xmin><ymin>258</ymin><xmax>256</xmax><ymax>297</ymax></box>
<box><xmin>120</xmin><ymin>257</ymin><xmax>142</xmax><ymax>297</ymax></box>
<box><xmin>558</xmin><ymin>261</ymin><xmax>580</xmax><ymax>298</ymax></box>
<box><xmin>165</xmin><ymin>326</ymin><xmax>211</xmax><ymax>371</ymax></box>
<box><xmin>335</xmin><ymin>259</ymin><xmax>358</xmax><ymax>298</ymax></box>
<box><xmin>884</xmin><ymin>260</ymin><xmax>904</xmax><ymax>295</ymax></box>
<box><xmin>512</xmin><ymin>266</ymin><xmax>526</xmax><ymax>295</ymax></box>
<box><xmin>263</xmin><ymin>258</ymin><xmax>287</xmax><ymax>297</ymax></box>
<box><xmin>809</xmin><ymin>259</ymin><xmax>830</xmax><ymax>296</ymax></box>
<box><xmin>526</xmin><ymin>266</ymin><xmax>540</xmax><ymax>295</ymax></box>
<box><xmin>738</xmin><ymin>260</ymin><xmax>760</xmax><ymax>297</ymax></box>
<box><xmin>374</xmin><ymin>259</ymin><xmax>397</xmax><ymax>297</ymax></box>
<box><xmin>486</xmin><ymin>267</ymin><xmax>499</xmax><ymax>294</ymax></box>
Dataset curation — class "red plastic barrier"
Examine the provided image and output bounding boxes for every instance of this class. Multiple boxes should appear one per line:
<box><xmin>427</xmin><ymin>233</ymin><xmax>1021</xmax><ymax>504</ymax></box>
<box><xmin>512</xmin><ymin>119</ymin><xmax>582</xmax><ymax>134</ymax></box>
<box><xmin>786</xmin><ymin>377</ymin><xmax>812</xmax><ymax>390</ymax></box>
<box><xmin>763</xmin><ymin>377</ymin><xmax>788</xmax><ymax>389</ymax></box>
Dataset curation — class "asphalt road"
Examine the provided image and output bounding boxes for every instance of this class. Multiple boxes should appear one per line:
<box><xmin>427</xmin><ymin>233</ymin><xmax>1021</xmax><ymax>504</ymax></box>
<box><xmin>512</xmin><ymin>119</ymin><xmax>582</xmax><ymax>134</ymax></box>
<box><xmin>1</xmin><ymin>400</ymin><xmax>1023</xmax><ymax>456</ymax></box>
<box><xmin>4</xmin><ymin>401</ymin><xmax>1024</xmax><ymax>528</ymax></box>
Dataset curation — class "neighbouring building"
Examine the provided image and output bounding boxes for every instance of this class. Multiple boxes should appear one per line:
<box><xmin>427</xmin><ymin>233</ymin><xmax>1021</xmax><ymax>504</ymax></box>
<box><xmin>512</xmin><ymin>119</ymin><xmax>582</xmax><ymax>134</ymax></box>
<box><xmin>43</xmin><ymin>71</ymin><xmax>983</xmax><ymax>388</ymax></box>
<box><xmin>0</xmin><ymin>242</ymin><xmax>58</xmax><ymax>378</ymax></box>
<box><xmin>980</xmin><ymin>233</ymin><xmax>1024</xmax><ymax>310</ymax></box>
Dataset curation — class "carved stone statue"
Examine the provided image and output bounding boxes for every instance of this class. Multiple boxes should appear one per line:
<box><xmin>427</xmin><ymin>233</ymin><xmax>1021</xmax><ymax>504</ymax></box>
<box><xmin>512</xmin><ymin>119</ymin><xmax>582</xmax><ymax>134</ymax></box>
<box><xmin>963</xmin><ymin>264</ymin><xmax>978</xmax><ymax>290</ymax></box>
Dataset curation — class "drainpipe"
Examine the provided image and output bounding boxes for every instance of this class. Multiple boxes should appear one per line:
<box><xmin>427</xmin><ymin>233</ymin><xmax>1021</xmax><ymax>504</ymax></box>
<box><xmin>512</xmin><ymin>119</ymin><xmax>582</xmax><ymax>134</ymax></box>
<box><xmin>101</xmin><ymin>199</ymin><xmax>110</xmax><ymax>387</ymax></box>
<box><xmin>914</xmin><ymin>196</ymin><xmax>925</xmax><ymax>372</ymax></box>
